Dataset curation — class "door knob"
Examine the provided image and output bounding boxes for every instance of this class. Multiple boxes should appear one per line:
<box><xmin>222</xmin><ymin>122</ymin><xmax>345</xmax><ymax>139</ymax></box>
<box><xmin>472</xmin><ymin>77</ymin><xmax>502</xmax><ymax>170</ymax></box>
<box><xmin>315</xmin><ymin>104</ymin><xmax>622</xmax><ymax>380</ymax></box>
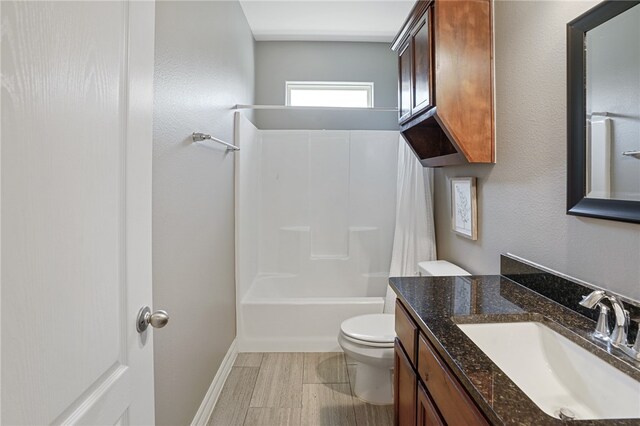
<box><xmin>136</xmin><ymin>306</ymin><xmax>170</xmax><ymax>333</ymax></box>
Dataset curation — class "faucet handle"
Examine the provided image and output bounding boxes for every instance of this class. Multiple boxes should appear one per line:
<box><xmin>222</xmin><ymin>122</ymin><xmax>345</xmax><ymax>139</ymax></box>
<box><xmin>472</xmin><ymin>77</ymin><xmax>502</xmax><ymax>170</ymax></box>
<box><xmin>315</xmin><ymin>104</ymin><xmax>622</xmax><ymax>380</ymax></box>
<box><xmin>610</xmin><ymin>308</ymin><xmax>630</xmax><ymax>347</ymax></box>
<box><xmin>624</xmin><ymin>309</ymin><xmax>630</xmax><ymax>337</ymax></box>
<box><xmin>579</xmin><ymin>290</ymin><xmax>605</xmax><ymax>308</ymax></box>
<box><xmin>594</xmin><ymin>303</ymin><xmax>610</xmax><ymax>340</ymax></box>
<box><xmin>632</xmin><ymin>326</ymin><xmax>640</xmax><ymax>353</ymax></box>
<box><xmin>620</xmin><ymin>321</ymin><xmax>640</xmax><ymax>361</ymax></box>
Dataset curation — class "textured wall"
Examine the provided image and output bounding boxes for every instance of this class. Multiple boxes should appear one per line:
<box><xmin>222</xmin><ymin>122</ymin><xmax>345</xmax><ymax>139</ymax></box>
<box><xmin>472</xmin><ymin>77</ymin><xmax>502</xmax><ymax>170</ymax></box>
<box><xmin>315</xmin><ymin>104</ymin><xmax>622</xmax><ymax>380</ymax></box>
<box><xmin>433</xmin><ymin>0</ymin><xmax>640</xmax><ymax>301</ymax></box>
<box><xmin>152</xmin><ymin>2</ymin><xmax>254</xmax><ymax>424</ymax></box>
<box><xmin>254</xmin><ymin>41</ymin><xmax>398</xmax><ymax>130</ymax></box>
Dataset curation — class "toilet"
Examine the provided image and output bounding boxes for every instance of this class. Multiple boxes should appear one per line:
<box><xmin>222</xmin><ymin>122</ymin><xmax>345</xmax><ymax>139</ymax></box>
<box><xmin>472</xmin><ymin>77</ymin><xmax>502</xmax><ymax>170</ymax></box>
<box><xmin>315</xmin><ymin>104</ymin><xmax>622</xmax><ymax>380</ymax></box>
<box><xmin>338</xmin><ymin>260</ymin><xmax>470</xmax><ymax>405</ymax></box>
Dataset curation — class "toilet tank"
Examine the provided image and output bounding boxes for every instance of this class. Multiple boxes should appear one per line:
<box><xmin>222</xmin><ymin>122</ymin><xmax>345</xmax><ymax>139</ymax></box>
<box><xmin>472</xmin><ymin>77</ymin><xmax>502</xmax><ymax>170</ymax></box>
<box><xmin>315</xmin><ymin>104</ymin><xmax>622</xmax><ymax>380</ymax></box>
<box><xmin>418</xmin><ymin>260</ymin><xmax>470</xmax><ymax>276</ymax></box>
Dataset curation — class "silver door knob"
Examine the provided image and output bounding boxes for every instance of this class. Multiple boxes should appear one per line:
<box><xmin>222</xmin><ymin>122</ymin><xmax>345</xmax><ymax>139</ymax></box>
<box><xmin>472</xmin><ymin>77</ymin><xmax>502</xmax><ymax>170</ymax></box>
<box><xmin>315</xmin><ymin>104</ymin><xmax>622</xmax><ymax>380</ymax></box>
<box><xmin>136</xmin><ymin>306</ymin><xmax>170</xmax><ymax>333</ymax></box>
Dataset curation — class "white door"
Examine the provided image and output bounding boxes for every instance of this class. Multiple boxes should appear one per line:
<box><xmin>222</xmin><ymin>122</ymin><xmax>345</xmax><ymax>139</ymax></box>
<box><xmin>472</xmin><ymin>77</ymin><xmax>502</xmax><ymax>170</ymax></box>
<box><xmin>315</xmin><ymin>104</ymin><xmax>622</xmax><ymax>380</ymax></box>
<box><xmin>1</xmin><ymin>1</ymin><xmax>157</xmax><ymax>424</ymax></box>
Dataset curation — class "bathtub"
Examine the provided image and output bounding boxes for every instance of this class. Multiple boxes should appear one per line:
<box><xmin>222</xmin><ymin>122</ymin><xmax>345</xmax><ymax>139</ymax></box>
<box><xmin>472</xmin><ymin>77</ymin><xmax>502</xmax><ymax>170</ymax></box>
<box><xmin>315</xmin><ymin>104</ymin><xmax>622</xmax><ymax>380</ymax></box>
<box><xmin>238</xmin><ymin>274</ymin><xmax>387</xmax><ymax>352</ymax></box>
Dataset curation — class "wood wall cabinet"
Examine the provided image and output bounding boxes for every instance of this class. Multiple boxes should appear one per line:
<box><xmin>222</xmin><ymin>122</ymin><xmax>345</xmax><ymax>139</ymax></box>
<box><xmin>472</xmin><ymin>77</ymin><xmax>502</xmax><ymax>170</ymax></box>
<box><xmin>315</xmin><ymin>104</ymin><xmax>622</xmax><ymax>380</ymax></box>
<box><xmin>392</xmin><ymin>0</ymin><xmax>494</xmax><ymax>167</ymax></box>
<box><xmin>399</xmin><ymin>42</ymin><xmax>413</xmax><ymax>123</ymax></box>
<box><xmin>398</xmin><ymin>4</ymin><xmax>434</xmax><ymax>125</ymax></box>
<box><xmin>411</xmin><ymin>9</ymin><xmax>433</xmax><ymax>116</ymax></box>
<box><xmin>394</xmin><ymin>300</ymin><xmax>489</xmax><ymax>425</ymax></box>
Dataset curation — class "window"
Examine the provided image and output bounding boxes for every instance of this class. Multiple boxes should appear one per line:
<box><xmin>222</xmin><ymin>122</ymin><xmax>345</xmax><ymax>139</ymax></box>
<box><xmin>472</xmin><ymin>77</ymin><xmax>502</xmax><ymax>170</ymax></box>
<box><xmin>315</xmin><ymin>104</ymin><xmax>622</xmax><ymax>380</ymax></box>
<box><xmin>285</xmin><ymin>81</ymin><xmax>374</xmax><ymax>108</ymax></box>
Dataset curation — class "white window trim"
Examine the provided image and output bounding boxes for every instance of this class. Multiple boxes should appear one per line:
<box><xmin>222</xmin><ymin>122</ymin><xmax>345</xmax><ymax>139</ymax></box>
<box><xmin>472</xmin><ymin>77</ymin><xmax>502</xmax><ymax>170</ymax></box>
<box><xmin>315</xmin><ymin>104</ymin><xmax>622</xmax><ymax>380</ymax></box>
<box><xmin>285</xmin><ymin>81</ymin><xmax>375</xmax><ymax>108</ymax></box>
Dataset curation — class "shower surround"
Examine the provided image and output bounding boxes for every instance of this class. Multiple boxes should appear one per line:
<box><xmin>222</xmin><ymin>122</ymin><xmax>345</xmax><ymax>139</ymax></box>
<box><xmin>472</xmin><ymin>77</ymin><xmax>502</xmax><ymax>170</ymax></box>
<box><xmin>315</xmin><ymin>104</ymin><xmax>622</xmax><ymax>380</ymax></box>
<box><xmin>235</xmin><ymin>113</ymin><xmax>399</xmax><ymax>351</ymax></box>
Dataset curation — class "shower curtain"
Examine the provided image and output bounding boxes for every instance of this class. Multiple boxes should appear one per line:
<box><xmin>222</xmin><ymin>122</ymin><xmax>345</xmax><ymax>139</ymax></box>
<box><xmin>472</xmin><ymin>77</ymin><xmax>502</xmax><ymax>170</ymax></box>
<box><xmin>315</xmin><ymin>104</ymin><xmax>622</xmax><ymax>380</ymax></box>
<box><xmin>384</xmin><ymin>137</ymin><xmax>437</xmax><ymax>313</ymax></box>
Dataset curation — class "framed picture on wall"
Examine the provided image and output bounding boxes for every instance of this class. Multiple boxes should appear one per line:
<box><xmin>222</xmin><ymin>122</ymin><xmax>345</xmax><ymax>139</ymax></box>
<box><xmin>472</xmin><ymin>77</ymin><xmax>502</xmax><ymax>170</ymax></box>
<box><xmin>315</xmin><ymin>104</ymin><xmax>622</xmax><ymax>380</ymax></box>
<box><xmin>451</xmin><ymin>177</ymin><xmax>478</xmax><ymax>240</ymax></box>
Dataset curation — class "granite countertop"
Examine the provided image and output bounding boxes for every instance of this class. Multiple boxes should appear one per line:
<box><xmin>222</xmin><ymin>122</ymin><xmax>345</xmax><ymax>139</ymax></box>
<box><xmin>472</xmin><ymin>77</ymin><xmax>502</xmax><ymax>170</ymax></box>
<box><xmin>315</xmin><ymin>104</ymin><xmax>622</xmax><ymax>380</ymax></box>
<box><xmin>389</xmin><ymin>275</ymin><xmax>640</xmax><ymax>426</ymax></box>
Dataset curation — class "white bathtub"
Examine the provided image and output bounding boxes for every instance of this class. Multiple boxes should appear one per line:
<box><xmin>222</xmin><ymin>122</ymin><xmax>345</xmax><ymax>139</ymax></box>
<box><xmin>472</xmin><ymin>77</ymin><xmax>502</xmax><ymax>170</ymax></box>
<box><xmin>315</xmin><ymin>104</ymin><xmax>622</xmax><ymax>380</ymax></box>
<box><xmin>238</xmin><ymin>274</ymin><xmax>386</xmax><ymax>352</ymax></box>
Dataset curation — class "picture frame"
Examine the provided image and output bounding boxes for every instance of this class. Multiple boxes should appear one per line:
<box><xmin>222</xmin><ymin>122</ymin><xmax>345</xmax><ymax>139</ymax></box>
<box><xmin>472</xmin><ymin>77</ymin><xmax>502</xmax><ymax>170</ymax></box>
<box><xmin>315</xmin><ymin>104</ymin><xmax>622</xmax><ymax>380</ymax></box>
<box><xmin>451</xmin><ymin>177</ymin><xmax>478</xmax><ymax>240</ymax></box>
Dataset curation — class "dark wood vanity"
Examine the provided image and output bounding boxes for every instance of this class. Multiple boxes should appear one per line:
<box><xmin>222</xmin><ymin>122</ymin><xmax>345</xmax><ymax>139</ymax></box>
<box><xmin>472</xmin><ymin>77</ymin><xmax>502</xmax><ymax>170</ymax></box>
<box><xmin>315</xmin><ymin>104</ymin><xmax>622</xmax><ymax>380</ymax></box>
<box><xmin>394</xmin><ymin>299</ymin><xmax>489</xmax><ymax>426</ymax></box>
<box><xmin>392</xmin><ymin>0</ymin><xmax>495</xmax><ymax>167</ymax></box>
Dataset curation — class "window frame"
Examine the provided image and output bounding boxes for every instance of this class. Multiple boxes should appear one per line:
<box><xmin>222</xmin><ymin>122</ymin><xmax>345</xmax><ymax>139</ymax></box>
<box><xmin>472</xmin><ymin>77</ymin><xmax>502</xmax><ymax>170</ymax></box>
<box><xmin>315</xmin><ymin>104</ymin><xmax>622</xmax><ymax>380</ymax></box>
<box><xmin>284</xmin><ymin>81</ymin><xmax>375</xmax><ymax>108</ymax></box>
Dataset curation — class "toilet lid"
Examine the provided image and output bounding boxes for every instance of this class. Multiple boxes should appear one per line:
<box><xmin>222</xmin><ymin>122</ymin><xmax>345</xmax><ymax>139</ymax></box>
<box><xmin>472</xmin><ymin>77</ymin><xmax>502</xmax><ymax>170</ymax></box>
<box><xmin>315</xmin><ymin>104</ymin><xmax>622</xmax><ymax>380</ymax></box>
<box><xmin>340</xmin><ymin>314</ymin><xmax>395</xmax><ymax>344</ymax></box>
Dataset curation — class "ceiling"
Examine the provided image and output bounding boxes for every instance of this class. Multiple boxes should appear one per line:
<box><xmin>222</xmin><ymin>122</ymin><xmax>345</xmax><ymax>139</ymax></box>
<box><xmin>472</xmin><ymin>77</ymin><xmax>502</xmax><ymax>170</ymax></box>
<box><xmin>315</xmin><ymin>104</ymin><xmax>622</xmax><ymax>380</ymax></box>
<box><xmin>239</xmin><ymin>1</ymin><xmax>415</xmax><ymax>43</ymax></box>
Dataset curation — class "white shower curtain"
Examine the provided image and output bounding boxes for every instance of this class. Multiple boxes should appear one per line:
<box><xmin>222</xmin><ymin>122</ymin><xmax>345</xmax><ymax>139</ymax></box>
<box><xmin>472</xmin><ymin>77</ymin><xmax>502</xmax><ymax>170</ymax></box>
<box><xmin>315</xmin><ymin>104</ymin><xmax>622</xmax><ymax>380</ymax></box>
<box><xmin>384</xmin><ymin>137</ymin><xmax>437</xmax><ymax>313</ymax></box>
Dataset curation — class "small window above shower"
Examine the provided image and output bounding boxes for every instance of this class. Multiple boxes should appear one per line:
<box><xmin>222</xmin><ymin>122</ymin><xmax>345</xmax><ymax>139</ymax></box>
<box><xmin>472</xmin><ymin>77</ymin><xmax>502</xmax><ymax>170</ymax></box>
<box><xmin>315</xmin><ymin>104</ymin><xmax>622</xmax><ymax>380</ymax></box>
<box><xmin>285</xmin><ymin>81</ymin><xmax>374</xmax><ymax>108</ymax></box>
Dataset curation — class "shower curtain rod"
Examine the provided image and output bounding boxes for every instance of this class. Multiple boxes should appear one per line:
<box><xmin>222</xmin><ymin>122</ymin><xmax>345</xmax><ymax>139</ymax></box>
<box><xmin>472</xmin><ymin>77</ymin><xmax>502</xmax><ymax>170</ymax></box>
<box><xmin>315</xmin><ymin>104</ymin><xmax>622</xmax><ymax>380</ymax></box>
<box><xmin>234</xmin><ymin>104</ymin><xmax>399</xmax><ymax>112</ymax></box>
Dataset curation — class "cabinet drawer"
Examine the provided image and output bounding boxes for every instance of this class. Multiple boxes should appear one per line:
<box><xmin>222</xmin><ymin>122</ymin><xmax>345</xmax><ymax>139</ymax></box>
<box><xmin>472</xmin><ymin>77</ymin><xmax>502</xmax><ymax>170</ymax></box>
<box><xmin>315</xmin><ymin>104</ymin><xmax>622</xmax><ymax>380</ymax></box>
<box><xmin>395</xmin><ymin>299</ymin><xmax>417</xmax><ymax>363</ymax></box>
<box><xmin>418</xmin><ymin>334</ymin><xmax>488</xmax><ymax>425</ymax></box>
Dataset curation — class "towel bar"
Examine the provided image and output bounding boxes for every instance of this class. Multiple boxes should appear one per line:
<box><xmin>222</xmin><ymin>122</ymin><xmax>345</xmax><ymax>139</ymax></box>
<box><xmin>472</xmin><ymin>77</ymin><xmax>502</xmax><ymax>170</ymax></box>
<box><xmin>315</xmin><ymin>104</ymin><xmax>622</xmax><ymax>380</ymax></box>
<box><xmin>192</xmin><ymin>132</ymin><xmax>239</xmax><ymax>151</ymax></box>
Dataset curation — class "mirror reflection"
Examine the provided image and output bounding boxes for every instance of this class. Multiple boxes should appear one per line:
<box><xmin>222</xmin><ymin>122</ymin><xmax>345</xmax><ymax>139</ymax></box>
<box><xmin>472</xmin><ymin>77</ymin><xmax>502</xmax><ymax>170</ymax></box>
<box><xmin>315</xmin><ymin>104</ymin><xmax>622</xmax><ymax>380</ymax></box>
<box><xmin>585</xmin><ymin>4</ymin><xmax>640</xmax><ymax>201</ymax></box>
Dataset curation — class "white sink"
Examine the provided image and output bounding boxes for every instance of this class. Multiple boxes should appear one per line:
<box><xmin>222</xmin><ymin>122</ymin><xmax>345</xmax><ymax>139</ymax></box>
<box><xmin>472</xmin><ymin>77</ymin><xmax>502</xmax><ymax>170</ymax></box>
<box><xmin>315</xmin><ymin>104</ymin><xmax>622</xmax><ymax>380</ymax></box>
<box><xmin>457</xmin><ymin>321</ymin><xmax>640</xmax><ymax>420</ymax></box>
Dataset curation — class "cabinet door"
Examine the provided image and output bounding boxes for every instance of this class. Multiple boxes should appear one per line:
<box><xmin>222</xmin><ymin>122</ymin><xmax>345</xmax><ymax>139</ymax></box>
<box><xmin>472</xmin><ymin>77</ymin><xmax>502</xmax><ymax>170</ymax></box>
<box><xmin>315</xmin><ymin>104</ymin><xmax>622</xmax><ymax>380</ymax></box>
<box><xmin>412</xmin><ymin>8</ymin><xmax>433</xmax><ymax>115</ymax></box>
<box><xmin>398</xmin><ymin>41</ymin><xmax>412</xmax><ymax>123</ymax></box>
<box><xmin>435</xmin><ymin>0</ymin><xmax>493</xmax><ymax>162</ymax></box>
<box><xmin>417</xmin><ymin>383</ymin><xmax>444</xmax><ymax>426</ymax></box>
<box><xmin>394</xmin><ymin>340</ymin><xmax>417</xmax><ymax>426</ymax></box>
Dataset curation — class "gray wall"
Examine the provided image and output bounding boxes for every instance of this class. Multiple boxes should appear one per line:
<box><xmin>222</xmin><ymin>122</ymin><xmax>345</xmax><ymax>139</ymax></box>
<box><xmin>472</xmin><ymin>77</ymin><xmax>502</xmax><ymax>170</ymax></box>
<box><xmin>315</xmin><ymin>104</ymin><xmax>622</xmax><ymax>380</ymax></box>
<box><xmin>153</xmin><ymin>2</ymin><xmax>254</xmax><ymax>424</ymax></box>
<box><xmin>433</xmin><ymin>0</ymin><xmax>640</xmax><ymax>302</ymax></box>
<box><xmin>255</xmin><ymin>41</ymin><xmax>398</xmax><ymax>130</ymax></box>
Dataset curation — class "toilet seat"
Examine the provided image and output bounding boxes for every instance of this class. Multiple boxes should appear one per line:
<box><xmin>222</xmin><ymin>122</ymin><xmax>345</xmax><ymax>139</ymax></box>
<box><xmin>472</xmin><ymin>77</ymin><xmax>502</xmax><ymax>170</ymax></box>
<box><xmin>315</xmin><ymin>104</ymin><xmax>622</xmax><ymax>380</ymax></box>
<box><xmin>340</xmin><ymin>314</ymin><xmax>395</xmax><ymax>347</ymax></box>
<box><xmin>340</xmin><ymin>333</ymin><xmax>394</xmax><ymax>348</ymax></box>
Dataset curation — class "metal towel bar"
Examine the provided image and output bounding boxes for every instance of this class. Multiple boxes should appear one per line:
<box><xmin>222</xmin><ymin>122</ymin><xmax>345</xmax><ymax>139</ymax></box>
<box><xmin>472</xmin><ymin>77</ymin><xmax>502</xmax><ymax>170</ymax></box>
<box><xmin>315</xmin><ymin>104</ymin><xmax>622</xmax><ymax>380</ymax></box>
<box><xmin>622</xmin><ymin>150</ymin><xmax>640</xmax><ymax>157</ymax></box>
<box><xmin>192</xmin><ymin>132</ymin><xmax>240</xmax><ymax>151</ymax></box>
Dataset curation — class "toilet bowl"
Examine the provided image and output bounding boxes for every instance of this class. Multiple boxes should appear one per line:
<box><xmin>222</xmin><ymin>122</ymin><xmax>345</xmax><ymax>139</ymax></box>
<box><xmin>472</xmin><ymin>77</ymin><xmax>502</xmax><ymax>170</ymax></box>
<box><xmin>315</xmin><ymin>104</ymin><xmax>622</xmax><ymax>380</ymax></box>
<box><xmin>338</xmin><ymin>260</ymin><xmax>470</xmax><ymax>405</ymax></box>
<box><xmin>339</xmin><ymin>314</ymin><xmax>395</xmax><ymax>405</ymax></box>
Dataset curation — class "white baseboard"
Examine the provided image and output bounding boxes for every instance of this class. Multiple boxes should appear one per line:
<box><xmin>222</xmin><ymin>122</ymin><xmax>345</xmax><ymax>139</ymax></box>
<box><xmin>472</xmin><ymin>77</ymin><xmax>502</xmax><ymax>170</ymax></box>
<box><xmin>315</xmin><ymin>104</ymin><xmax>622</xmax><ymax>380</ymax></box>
<box><xmin>191</xmin><ymin>338</ymin><xmax>238</xmax><ymax>426</ymax></box>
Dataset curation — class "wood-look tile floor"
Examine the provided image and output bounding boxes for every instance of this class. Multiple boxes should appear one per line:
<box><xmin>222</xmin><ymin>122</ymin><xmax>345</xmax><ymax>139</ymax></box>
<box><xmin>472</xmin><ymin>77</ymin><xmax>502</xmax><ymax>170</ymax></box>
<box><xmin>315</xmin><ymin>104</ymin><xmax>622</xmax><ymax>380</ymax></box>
<box><xmin>209</xmin><ymin>352</ymin><xmax>393</xmax><ymax>426</ymax></box>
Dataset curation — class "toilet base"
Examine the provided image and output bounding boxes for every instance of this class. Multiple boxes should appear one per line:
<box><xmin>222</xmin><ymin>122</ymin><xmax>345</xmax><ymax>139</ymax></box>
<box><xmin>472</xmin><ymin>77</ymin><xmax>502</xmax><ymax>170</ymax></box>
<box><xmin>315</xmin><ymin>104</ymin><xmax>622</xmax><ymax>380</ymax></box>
<box><xmin>352</xmin><ymin>362</ymin><xmax>393</xmax><ymax>405</ymax></box>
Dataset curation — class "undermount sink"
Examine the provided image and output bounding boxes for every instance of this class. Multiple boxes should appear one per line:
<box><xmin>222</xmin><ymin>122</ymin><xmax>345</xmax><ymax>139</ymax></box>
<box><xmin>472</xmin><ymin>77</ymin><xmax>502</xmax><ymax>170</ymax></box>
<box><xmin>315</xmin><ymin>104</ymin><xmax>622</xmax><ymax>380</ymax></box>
<box><xmin>457</xmin><ymin>321</ymin><xmax>640</xmax><ymax>421</ymax></box>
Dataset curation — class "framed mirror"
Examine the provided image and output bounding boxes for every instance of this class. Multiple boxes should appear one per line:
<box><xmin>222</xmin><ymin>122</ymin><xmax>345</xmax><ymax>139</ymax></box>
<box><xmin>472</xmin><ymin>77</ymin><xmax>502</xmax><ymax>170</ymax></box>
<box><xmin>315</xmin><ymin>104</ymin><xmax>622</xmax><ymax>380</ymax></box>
<box><xmin>567</xmin><ymin>1</ymin><xmax>640</xmax><ymax>224</ymax></box>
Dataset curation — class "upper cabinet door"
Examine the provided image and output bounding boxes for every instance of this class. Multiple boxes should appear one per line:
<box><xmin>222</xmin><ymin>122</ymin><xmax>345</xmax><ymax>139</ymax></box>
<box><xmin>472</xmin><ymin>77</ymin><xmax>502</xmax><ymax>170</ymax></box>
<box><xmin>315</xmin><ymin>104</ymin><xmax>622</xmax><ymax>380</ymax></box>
<box><xmin>412</xmin><ymin>9</ymin><xmax>433</xmax><ymax>115</ymax></box>
<box><xmin>435</xmin><ymin>0</ymin><xmax>494</xmax><ymax>163</ymax></box>
<box><xmin>399</xmin><ymin>41</ymin><xmax>413</xmax><ymax>123</ymax></box>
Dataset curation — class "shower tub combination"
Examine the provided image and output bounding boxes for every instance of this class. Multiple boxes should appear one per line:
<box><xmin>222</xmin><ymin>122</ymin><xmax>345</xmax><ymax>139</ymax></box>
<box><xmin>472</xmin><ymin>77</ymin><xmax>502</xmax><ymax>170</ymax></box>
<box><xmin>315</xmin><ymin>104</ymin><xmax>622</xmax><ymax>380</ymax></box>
<box><xmin>235</xmin><ymin>114</ymin><xmax>399</xmax><ymax>352</ymax></box>
<box><xmin>240</xmin><ymin>274</ymin><xmax>387</xmax><ymax>352</ymax></box>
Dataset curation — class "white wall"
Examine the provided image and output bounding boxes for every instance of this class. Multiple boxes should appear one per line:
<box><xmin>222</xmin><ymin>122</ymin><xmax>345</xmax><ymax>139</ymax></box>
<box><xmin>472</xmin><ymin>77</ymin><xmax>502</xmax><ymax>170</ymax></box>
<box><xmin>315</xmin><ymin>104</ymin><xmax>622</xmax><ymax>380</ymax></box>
<box><xmin>235</xmin><ymin>113</ymin><xmax>262</xmax><ymax>304</ymax></box>
<box><xmin>235</xmin><ymin>118</ymin><xmax>399</xmax><ymax>302</ymax></box>
<box><xmin>254</xmin><ymin>41</ymin><xmax>398</xmax><ymax>130</ymax></box>
<box><xmin>152</xmin><ymin>2</ymin><xmax>255</xmax><ymax>425</ymax></box>
<box><xmin>257</xmin><ymin>129</ymin><xmax>398</xmax><ymax>289</ymax></box>
<box><xmin>434</xmin><ymin>1</ymin><xmax>640</xmax><ymax>302</ymax></box>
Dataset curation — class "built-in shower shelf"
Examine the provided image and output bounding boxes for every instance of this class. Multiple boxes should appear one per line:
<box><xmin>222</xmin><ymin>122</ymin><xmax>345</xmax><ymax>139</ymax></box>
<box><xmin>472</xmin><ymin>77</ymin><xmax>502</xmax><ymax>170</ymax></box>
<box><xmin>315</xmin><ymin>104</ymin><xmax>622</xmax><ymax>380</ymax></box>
<box><xmin>234</xmin><ymin>104</ymin><xmax>398</xmax><ymax>112</ymax></box>
<box><xmin>309</xmin><ymin>255</ymin><xmax>350</xmax><ymax>261</ymax></box>
<box><xmin>362</xmin><ymin>272</ymin><xmax>391</xmax><ymax>278</ymax></box>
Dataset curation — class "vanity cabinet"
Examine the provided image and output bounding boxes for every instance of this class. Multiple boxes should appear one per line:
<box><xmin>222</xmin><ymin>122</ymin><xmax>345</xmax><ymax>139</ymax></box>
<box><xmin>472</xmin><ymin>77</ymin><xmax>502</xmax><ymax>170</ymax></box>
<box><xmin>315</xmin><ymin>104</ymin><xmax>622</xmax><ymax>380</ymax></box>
<box><xmin>394</xmin><ymin>341</ymin><xmax>417</xmax><ymax>426</ymax></box>
<box><xmin>417</xmin><ymin>383</ymin><xmax>444</xmax><ymax>426</ymax></box>
<box><xmin>392</xmin><ymin>0</ymin><xmax>494</xmax><ymax>167</ymax></box>
<box><xmin>394</xmin><ymin>300</ymin><xmax>489</xmax><ymax>425</ymax></box>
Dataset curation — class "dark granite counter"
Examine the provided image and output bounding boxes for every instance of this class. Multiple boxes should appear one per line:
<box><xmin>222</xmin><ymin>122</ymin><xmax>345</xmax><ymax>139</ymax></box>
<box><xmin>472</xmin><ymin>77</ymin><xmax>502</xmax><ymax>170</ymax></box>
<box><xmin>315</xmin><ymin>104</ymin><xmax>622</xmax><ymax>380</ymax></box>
<box><xmin>389</xmin><ymin>273</ymin><xmax>640</xmax><ymax>425</ymax></box>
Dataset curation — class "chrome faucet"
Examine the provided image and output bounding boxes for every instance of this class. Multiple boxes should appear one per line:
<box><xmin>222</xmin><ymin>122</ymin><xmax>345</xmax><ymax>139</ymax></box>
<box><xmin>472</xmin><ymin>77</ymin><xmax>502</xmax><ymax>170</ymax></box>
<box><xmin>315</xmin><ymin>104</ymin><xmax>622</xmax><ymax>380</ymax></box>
<box><xmin>580</xmin><ymin>290</ymin><xmax>627</xmax><ymax>346</ymax></box>
<box><xmin>580</xmin><ymin>290</ymin><xmax>640</xmax><ymax>361</ymax></box>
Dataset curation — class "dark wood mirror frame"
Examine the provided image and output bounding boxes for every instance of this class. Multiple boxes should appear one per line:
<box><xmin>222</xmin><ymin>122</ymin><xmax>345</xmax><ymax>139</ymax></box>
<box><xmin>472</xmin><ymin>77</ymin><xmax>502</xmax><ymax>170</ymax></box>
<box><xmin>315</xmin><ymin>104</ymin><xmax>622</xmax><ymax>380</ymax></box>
<box><xmin>567</xmin><ymin>0</ymin><xmax>640</xmax><ymax>224</ymax></box>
